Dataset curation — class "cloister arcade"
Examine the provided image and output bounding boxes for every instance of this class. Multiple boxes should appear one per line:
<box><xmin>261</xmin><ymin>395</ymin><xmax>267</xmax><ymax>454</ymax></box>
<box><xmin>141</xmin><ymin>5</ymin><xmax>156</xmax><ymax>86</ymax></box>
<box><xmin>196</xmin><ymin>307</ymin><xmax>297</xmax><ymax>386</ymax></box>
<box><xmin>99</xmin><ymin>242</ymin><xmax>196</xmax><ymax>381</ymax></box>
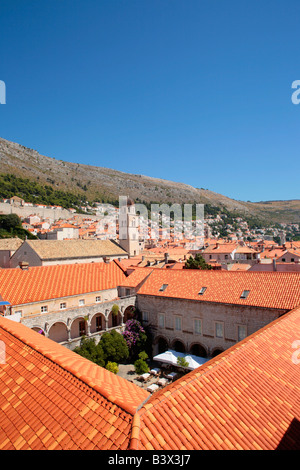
<box><xmin>26</xmin><ymin>298</ymin><xmax>137</xmax><ymax>350</ymax></box>
<box><xmin>155</xmin><ymin>335</ymin><xmax>224</xmax><ymax>360</ymax></box>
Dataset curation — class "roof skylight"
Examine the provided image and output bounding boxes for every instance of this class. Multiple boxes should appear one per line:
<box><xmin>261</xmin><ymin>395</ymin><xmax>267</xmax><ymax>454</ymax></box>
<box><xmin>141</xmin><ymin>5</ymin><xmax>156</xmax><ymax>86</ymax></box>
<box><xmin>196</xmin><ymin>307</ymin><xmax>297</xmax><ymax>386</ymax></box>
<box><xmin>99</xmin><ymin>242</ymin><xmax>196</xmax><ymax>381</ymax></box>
<box><xmin>240</xmin><ymin>290</ymin><xmax>250</xmax><ymax>299</ymax></box>
<box><xmin>159</xmin><ymin>284</ymin><xmax>168</xmax><ymax>292</ymax></box>
<box><xmin>198</xmin><ymin>287</ymin><xmax>207</xmax><ymax>295</ymax></box>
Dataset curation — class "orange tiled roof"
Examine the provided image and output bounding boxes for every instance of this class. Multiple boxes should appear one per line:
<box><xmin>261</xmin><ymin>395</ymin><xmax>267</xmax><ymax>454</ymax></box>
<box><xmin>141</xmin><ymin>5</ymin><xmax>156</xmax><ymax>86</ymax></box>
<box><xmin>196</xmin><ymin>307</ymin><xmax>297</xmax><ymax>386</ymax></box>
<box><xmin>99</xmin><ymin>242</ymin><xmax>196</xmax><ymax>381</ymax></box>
<box><xmin>118</xmin><ymin>268</ymin><xmax>153</xmax><ymax>288</ymax></box>
<box><xmin>203</xmin><ymin>243</ymin><xmax>237</xmax><ymax>254</ymax></box>
<box><xmin>1</xmin><ymin>304</ymin><xmax>300</xmax><ymax>449</ymax></box>
<box><xmin>136</xmin><ymin>269</ymin><xmax>300</xmax><ymax>310</ymax></box>
<box><xmin>0</xmin><ymin>317</ymin><xmax>149</xmax><ymax>450</ymax></box>
<box><xmin>131</xmin><ymin>306</ymin><xmax>300</xmax><ymax>450</ymax></box>
<box><xmin>228</xmin><ymin>263</ymin><xmax>251</xmax><ymax>271</ymax></box>
<box><xmin>0</xmin><ymin>261</ymin><xmax>127</xmax><ymax>306</ymax></box>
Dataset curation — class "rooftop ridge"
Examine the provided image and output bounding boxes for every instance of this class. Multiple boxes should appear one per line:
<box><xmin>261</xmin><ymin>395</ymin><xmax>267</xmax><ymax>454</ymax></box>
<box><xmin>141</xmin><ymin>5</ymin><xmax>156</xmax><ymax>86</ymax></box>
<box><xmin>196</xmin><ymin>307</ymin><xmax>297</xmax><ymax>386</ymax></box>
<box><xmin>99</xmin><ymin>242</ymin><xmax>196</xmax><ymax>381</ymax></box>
<box><xmin>0</xmin><ymin>259</ymin><xmax>127</xmax><ymax>305</ymax></box>
<box><xmin>136</xmin><ymin>269</ymin><xmax>300</xmax><ymax>310</ymax></box>
<box><xmin>129</xmin><ymin>306</ymin><xmax>300</xmax><ymax>450</ymax></box>
<box><xmin>137</xmin><ymin>308</ymin><xmax>296</xmax><ymax>415</ymax></box>
<box><xmin>0</xmin><ymin>317</ymin><xmax>149</xmax><ymax>416</ymax></box>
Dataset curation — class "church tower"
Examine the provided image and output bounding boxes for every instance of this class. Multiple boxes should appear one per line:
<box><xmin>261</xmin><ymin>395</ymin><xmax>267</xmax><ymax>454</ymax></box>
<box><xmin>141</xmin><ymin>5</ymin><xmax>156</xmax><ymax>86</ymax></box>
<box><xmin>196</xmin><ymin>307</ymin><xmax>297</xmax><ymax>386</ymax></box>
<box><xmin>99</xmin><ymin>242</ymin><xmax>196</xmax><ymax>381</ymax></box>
<box><xmin>118</xmin><ymin>196</ymin><xmax>140</xmax><ymax>257</ymax></box>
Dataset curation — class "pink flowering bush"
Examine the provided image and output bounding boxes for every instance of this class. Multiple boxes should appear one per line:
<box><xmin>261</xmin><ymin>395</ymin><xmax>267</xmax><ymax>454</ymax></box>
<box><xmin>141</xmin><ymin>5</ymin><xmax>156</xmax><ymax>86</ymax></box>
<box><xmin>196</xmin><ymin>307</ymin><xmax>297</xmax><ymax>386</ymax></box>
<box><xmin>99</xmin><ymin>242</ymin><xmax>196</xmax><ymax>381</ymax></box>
<box><xmin>122</xmin><ymin>319</ymin><xmax>147</xmax><ymax>360</ymax></box>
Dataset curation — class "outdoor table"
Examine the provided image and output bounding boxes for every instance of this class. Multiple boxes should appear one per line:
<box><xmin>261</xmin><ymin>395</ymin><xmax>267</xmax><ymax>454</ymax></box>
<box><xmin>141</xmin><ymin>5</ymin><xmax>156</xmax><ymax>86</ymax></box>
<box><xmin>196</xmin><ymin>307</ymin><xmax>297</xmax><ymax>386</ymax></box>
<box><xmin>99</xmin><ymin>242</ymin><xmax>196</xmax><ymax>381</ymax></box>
<box><xmin>165</xmin><ymin>372</ymin><xmax>178</xmax><ymax>380</ymax></box>
<box><xmin>147</xmin><ymin>383</ymin><xmax>159</xmax><ymax>393</ymax></box>
<box><xmin>158</xmin><ymin>377</ymin><xmax>168</xmax><ymax>386</ymax></box>
<box><xmin>140</xmin><ymin>373</ymin><xmax>150</xmax><ymax>381</ymax></box>
<box><xmin>150</xmin><ymin>368</ymin><xmax>161</xmax><ymax>375</ymax></box>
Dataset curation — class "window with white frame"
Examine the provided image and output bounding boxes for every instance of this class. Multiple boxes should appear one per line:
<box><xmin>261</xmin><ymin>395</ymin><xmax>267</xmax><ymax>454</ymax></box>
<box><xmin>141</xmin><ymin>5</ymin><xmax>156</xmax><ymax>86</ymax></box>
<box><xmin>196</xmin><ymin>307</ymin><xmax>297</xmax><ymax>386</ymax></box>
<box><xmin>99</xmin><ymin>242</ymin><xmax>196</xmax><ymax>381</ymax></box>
<box><xmin>238</xmin><ymin>325</ymin><xmax>247</xmax><ymax>342</ymax></box>
<box><xmin>41</xmin><ymin>305</ymin><xmax>48</xmax><ymax>313</ymax></box>
<box><xmin>95</xmin><ymin>296</ymin><xmax>102</xmax><ymax>303</ymax></box>
<box><xmin>215</xmin><ymin>322</ymin><xmax>224</xmax><ymax>338</ymax></box>
<box><xmin>60</xmin><ymin>302</ymin><xmax>67</xmax><ymax>310</ymax></box>
<box><xmin>174</xmin><ymin>316</ymin><xmax>182</xmax><ymax>331</ymax></box>
<box><xmin>194</xmin><ymin>318</ymin><xmax>202</xmax><ymax>334</ymax></box>
<box><xmin>158</xmin><ymin>313</ymin><xmax>165</xmax><ymax>328</ymax></box>
<box><xmin>79</xmin><ymin>299</ymin><xmax>85</xmax><ymax>306</ymax></box>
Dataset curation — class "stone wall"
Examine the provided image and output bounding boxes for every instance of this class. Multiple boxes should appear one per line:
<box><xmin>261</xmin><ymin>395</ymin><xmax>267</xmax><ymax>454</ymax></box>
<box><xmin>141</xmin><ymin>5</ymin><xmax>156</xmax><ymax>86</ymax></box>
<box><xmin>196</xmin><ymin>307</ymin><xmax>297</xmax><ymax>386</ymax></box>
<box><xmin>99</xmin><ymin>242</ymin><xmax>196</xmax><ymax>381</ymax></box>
<box><xmin>20</xmin><ymin>295</ymin><xmax>137</xmax><ymax>350</ymax></box>
<box><xmin>0</xmin><ymin>201</ymin><xmax>74</xmax><ymax>222</ymax></box>
<box><xmin>137</xmin><ymin>295</ymin><xmax>285</xmax><ymax>357</ymax></box>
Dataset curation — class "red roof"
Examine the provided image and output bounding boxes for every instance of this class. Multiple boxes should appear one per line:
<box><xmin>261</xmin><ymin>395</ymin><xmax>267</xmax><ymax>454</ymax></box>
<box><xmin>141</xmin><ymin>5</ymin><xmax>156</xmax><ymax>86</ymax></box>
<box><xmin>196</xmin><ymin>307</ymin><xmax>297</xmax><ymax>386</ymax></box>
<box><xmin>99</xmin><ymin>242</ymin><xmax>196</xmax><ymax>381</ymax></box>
<box><xmin>137</xmin><ymin>269</ymin><xmax>300</xmax><ymax>310</ymax></box>
<box><xmin>0</xmin><ymin>261</ymin><xmax>127</xmax><ymax>306</ymax></box>
<box><xmin>1</xmin><ymin>304</ymin><xmax>300</xmax><ymax>449</ymax></box>
<box><xmin>131</xmin><ymin>306</ymin><xmax>300</xmax><ymax>450</ymax></box>
<box><xmin>0</xmin><ymin>317</ymin><xmax>149</xmax><ymax>450</ymax></box>
<box><xmin>118</xmin><ymin>268</ymin><xmax>153</xmax><ymax>288</ymax></box>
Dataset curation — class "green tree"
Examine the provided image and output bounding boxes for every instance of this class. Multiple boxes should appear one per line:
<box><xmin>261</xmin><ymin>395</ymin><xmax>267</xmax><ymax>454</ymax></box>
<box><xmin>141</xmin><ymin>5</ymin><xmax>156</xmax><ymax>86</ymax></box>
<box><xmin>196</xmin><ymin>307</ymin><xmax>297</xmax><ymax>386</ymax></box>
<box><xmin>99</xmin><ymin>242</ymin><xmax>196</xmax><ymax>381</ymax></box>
<box><xmin>0</xmin><ymin>213</ymin><xmax>37</xmax><ymax>240</ymax></box>
<box><xmin>0</xmin><ymin>214</ymin><xmax>22</xmax><ymax>231</ymax></box>
<box><xmin>177</xmin><ymin>356</ymin><xmax>189</xmax><ymax>368</ymax></box>
<box><xmin>73</xmin><ymin>337</ymin><xmax>105</xmax><ymax>367</ymax></box>
<box><xmin>105</xmin><ymin>361</ymin><xmax>119</xmax><ymax>374</ymax></box>
<box><xmin>100</xmin><ymin>329</ymin><xmax>129</xmax><ymax>364</ymax></box>
<box><xmin>134</xmin><ymin>358</ymin><xmax>149</xmax><ymax>375</ymax></box>
<box><xmin>184</xmin><ymin>254</ymin><xmax>212</xmax><ymax>270</ymax></box>
<box><xmin>134</xmin><ymin>352</ymin><xmax>149</xmax><ymax>375</ymax></box>
<box><xmin>111</xmin><ymin>304</ymin><xmax>120</xmax><ymax>316</ymax></box>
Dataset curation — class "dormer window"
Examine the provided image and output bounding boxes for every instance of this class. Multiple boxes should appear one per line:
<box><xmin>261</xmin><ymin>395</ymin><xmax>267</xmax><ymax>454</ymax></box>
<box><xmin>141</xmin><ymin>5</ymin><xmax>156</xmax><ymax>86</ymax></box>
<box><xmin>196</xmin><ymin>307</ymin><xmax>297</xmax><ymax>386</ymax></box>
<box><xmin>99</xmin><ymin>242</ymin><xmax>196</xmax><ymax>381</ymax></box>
<box><xmin>159</xmin><ymin>284</ymin><xmax>168</xmax><ymax>292</ymax></box>
<box><xmin>240</xmin><ymin>290</ymin><xmax>250</xmax><ymax>299</ymax></box>
<box><xmin>198</xmin><ymin>287</ymin><xmax>207</xmax><ymax>295</ymax></box>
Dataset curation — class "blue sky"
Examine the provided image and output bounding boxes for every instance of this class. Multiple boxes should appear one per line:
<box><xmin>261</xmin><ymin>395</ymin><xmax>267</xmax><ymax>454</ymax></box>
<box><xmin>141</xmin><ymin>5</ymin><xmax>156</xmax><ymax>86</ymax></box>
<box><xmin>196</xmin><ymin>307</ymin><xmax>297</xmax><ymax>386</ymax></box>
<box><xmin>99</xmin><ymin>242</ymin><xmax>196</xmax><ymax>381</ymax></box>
<box><xmin>0</xmin><ymin>0</ymin><xmax>300</xmax><ymax>202</ymax></box>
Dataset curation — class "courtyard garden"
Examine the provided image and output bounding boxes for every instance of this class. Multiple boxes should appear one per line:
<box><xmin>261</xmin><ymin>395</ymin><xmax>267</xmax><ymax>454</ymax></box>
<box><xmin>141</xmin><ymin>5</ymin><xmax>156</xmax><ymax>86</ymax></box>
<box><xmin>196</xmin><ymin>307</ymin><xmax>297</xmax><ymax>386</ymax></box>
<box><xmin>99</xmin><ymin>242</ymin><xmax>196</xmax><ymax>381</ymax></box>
<box><xmin>73</xmin><ymin>317</ymin><xmax>191</xmax><ymax>393</ymax></box>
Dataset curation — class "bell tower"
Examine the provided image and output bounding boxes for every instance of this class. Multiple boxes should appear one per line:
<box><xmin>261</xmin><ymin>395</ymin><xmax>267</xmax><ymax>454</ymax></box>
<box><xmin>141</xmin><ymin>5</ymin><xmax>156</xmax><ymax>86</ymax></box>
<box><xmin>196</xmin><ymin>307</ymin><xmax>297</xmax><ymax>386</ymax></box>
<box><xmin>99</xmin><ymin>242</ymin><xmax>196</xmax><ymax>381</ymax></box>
<box><xmin>118</xmin><ymin>196</ymin><xmax>140</xmax><ymax>257</ymax></box>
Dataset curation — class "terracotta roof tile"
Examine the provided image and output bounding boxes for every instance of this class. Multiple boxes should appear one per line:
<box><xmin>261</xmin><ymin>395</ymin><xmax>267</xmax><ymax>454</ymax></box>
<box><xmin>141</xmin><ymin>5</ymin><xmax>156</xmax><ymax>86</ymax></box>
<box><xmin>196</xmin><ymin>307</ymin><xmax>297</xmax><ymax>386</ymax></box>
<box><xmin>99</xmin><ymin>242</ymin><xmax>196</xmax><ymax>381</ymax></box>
<box><xmin>131</xmin><ymin>306</ymin><xmax>300</xmax><ymax>450</ymax></box>
<box><xmin>137</xmin><ymin>269</ymin><xmax>300</xmax><ymax>310</ymax></box>
<box><xmin>118</xmin><ymin>268</ymin><xmax>153</xmax><ymax>288</ymax></box>
<box><xmin>0</xmin><ymin>260</ymin><xmax>127</xmax><ymax>305</ymax></box>
<box><xmin>22</xmin><ymin>239</ymin><xmax>127</xmax><ymax>260</ymax></box>
<box><xmin>0</xmin><ymin>317</ymin><xmax>149</xmax><ymax>450</ymax></box>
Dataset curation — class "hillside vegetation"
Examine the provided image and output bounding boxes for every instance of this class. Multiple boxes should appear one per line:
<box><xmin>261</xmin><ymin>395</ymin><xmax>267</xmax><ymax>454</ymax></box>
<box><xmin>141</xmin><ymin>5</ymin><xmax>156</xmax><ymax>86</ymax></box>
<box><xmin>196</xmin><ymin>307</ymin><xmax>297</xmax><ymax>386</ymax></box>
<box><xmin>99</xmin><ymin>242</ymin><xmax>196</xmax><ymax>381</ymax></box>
<box><xmin>0</xmin><ymin>214</ymin><xmax>37</xmax><ymax>239</ymax></box>
<box><xmin>0</xmin><ymin>137</ymin><xmax>299</xmax><ymax>224</ymax></box>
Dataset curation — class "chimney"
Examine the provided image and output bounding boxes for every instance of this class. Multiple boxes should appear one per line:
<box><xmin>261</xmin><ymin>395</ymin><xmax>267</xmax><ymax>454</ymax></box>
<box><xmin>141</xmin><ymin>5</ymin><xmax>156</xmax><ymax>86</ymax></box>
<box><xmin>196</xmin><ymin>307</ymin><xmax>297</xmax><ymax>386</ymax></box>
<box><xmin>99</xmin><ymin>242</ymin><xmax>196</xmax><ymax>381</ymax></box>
<box><xmin>273</xmin><ymin>258</ymin><xmax>277</xmax><ymax>271</ymax></box>
<box><xmin>19</xmin><ymin>261</ymin><xmax>29</xmax><ymax>271</ymax></box>
<box><xmin>164</xmin><ymin>252</ymin><xmax>169</xmax><ymax>264</ymax></box>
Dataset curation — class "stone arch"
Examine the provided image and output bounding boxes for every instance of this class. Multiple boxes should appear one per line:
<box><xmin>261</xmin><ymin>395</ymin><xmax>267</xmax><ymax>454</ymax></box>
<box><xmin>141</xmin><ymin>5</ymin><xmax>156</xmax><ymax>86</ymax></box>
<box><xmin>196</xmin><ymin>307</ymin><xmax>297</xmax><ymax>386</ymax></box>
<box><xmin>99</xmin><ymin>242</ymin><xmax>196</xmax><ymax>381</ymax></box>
<box><xmin>156</xmin><ymin>336</ymin><xmax>169</xmax><ymax>354</ymax></box>
<box><xmin>107</xmin><ymin>309</ymin><xmax>122</xmax><ymax>329</ymax></box>
<box><xmin>31</xmin><ymin>326</ymin><xmax>45</xmax><ymax>336</ymax></box>
<box><xmin>211</xmin><ymin>348</ymin><xmax>224</xmax><ymax>358</ymax></box>
<box><xmin>48</xmin><ymin>322</ymin><xmax>68</xmax><ymax>343</ymax></box>
<box><xmin>70</xmin><ymin>316</ymin><xmax>88</xmax><ymax>339</ymax></box>
<box><xmin>90</xmin><ymin>312</ymin><xmax>105</xmax><ymax>334</ymax></box>
<box><xmin>189</xmin><ymin>343</ymin><xmax>208</xmax><ymax>358</ymax></box>
<box><xmin>123</xmin><ymin>305</ymin><xmax>136</xmax><ymax>323</ymax></box>
<box><xmin>171</xmin><ymin>339</ymin><xmax>186</xmax><ymax>353</ymax></box>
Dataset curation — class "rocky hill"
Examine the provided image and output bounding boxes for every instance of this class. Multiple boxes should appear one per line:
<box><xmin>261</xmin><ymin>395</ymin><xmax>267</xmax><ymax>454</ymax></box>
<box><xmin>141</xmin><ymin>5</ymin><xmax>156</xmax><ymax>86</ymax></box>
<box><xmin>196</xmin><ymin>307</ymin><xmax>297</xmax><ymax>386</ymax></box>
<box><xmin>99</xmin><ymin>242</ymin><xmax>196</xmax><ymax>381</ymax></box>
<box><xmin>0</xmin><ymin>136</ymin><xmax>299</xmax><ymax>223</ymax></box>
